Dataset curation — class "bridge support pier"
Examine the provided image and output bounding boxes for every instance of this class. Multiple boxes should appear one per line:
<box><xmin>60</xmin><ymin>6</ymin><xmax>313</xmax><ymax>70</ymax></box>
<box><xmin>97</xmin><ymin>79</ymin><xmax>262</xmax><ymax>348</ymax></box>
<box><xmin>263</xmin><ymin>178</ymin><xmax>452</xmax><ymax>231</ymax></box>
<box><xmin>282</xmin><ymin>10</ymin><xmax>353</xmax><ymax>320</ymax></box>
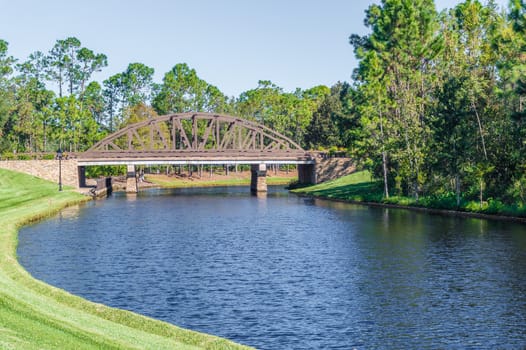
<box><xmin>126</xmin><ymin>164</ymin><xmax>138</xmax><ymax>193</ymax></box>
<box><xmin>298</xmin><ymin>164</ymin><xmax>316</xmax><ymax>185</ymax></box>
<box><xmin>78</xmin><ymin>166</ymin><xmax>87</xmax><ymax>188</ymax></box>
<box><xmin>250</xmin><ymin>164</ymin><xmax>267</xmax><ymax>193</ymax></box>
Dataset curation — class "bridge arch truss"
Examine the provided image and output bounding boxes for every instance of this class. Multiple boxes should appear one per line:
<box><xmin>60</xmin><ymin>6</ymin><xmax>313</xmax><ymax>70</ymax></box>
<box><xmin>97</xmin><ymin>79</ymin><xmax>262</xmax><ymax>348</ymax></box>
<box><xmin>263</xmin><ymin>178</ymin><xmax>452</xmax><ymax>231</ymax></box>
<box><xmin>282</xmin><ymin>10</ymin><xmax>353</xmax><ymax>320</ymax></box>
<box><xmin>83</xmin><ymin>113</ymin><xmax>311</xmax><ymax>163</ymax></box>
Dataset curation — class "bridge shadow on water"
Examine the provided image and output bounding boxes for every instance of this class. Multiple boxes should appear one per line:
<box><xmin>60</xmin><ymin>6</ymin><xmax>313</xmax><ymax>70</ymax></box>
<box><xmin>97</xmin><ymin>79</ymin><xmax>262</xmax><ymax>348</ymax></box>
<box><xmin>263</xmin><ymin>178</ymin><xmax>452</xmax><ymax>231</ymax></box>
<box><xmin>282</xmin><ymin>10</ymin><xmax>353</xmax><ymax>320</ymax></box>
<box><xmin>122</xmin><ymin>184</ymin><xmax>289</xmax><ymax>199</ymax></box>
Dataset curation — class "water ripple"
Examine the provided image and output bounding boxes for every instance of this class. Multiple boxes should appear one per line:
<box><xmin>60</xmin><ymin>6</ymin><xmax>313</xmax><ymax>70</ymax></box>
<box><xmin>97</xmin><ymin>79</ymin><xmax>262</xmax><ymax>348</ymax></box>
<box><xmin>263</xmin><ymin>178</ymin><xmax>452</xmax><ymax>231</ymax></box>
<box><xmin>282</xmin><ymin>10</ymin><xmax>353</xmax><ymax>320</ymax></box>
<box><xmin>18</xmin><ymin>187</ymin><xmax>526</xmax><ymax>349</ymax></box>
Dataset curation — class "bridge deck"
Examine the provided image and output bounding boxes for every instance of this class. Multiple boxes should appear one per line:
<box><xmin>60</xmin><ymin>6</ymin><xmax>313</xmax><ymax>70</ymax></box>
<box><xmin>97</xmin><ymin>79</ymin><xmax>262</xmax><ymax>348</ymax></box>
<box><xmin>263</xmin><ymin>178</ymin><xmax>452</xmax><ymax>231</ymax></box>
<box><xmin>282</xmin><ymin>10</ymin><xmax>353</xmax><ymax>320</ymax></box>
<box><xmin>77</xmin><ymin>151</ymin><xmax>315</xmax><ymax>166</ymax></box>
<box><xmin>77</xmin><ymin>113</ymin><xmax>317</xmax><ymax>167</ymax></box>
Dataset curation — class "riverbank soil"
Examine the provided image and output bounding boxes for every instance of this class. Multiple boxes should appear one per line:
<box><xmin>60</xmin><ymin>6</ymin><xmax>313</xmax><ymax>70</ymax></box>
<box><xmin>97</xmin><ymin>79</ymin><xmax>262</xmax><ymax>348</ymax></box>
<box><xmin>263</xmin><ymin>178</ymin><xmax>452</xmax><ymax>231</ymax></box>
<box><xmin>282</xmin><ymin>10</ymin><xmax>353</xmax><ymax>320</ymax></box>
<box><xmin>0</xmin><ymin>168</ymin><xmax>252</xmax><ymax>349</ymax></box>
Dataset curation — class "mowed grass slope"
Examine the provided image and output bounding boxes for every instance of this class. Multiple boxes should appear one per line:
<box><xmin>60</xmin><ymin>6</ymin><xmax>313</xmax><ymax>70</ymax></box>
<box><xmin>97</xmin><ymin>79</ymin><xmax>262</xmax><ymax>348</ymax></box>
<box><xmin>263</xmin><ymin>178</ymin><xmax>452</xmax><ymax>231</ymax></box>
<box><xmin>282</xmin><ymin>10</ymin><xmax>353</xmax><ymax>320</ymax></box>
<box><xmin>0</xmin><ymin>168</ymin><xmax>252</xmax><ymax>350</ymax></box>
<box><xmin>291</xmin><ymin>171</ymin><xmax>379</xmax><ymax>202</ymax></box>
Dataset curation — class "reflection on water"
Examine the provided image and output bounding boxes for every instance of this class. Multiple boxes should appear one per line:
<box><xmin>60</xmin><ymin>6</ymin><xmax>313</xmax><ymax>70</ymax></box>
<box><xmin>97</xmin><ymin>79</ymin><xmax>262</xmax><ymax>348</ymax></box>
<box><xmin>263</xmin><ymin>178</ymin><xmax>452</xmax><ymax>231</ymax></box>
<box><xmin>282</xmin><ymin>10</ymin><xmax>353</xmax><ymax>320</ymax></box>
<box><xmin>18</xmin><ymin>186</ymin><xmax>526</xmax><ymax>349</ymax></box>
<box><xmin>252</xmin><ymin>191</ymin><xmax>267</xmax><ymax>199</ymax></box>
<box><xmin>56</xmin><ymin>204</ymin><xmax>83</xmax><ymax>220</ymax></box>
<box><xmin>125</xmin><ymin>193</ymin><xmax>138</xmax><ymax>201</ymax></box>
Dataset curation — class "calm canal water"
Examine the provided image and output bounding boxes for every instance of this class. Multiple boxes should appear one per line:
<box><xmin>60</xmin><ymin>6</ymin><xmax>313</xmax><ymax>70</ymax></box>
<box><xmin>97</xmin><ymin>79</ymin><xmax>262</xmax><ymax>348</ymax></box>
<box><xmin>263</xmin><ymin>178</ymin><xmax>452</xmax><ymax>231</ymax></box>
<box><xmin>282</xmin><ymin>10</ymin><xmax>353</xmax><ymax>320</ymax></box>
<box><xmin>18</xmin><ymin>187</ymin><xmax>526</xmax><ymax>349</ymax></box>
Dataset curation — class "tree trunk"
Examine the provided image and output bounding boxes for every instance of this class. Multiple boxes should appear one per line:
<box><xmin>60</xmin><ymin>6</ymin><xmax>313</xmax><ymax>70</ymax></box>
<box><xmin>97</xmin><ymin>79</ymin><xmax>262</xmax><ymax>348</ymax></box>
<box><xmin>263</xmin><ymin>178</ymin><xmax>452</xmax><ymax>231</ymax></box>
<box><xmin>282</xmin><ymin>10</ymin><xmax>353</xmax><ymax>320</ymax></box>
<box><xmin>69</xmin><ymin>74</ymin><xmax>74</xmax><ymax>95</ymax></box>
<box><xmin>471</xmin><ymin>100</ymin><xmax>488</xmax><ymax>160</ymax></box>
<box><xmin>43</xmin><ymin>120</ymin><xmax>47</xmax><ymax>152</ymax></box>
<box><xmin>480</xmin><ymin>179</ymin><xmax>484</xmax><ymax>208</ymax></box>
<box><xmin>58</xmin><ymin>71</ymin><xmax>63</xmax><ymax>98</ymax></box>
<box><xmin>520</xmin><ymin>179</ymin><xmax>525</xmax><ymax>203</ymax></box>
<box><xmin>382</xmin><ymin>150</ymin><xmax>389</xmax><ymax>199</ymax></box>
<box><xmin>378</xmin><ymin>104</ymin><xmax>389</xmax><ymax>199</ymax></box>
<box><xmin>455</xmin><ymin>173</ymin><xmax>461</xmax><ymax>207</ymax></box>
<box><xmin>413</xmin><ymin>174</ymin><xmax>419</xmax><ymax>202</ymax></box>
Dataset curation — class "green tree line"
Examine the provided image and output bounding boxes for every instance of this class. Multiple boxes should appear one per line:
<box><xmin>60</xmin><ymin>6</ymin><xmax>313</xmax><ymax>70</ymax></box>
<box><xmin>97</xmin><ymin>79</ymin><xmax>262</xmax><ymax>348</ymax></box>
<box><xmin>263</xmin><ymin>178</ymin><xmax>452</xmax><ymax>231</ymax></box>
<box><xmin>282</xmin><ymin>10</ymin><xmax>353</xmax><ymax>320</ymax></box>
<box><xmin>0</xmin><ymin>38</ymin><xmax>331</xmax><ymax>155</ymax></box>
<box><xmin>0</xmin><ymin>0</ymin><xmax>525</xmax><ymax>207</ymax></box>
<box><xmin>349</xmin><ymin>0</ymin><xmax>525</xmax><ymax>208</ymax></box>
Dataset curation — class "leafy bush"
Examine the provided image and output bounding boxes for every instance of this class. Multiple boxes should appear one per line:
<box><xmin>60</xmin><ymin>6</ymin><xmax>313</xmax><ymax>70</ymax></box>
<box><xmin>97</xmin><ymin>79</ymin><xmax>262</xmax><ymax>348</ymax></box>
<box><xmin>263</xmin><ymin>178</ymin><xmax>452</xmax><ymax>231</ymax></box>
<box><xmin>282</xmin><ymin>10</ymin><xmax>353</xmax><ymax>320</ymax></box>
<box><xmin>1</xmin><ymin>152</ymin><xmax>15</xmax><ymax>160</ymax></box>
<box><xmin>418</xmin><ymin>193</ymin><xmax>461</xmax><ymax>210</ymax></box>
<box><xmin>85</xmin><ymin>165</ymin><xmax>126</xmax><ymax>178</ymax></box>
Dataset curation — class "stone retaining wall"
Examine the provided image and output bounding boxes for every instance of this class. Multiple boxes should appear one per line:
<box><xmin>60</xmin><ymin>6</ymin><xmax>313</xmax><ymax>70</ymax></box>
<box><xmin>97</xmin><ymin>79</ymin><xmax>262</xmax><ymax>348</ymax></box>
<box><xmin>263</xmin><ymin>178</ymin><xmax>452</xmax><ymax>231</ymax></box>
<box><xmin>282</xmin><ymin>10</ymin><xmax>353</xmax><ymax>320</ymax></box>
<box><xmin>315</xmin><ymin>156</ymin><xmax>355</xmax><ymax>183</ymax></box>
<box><xmin>0</xmin><ymin>159</ymin><xmax>80</xmax><ymax>188</ymax></box>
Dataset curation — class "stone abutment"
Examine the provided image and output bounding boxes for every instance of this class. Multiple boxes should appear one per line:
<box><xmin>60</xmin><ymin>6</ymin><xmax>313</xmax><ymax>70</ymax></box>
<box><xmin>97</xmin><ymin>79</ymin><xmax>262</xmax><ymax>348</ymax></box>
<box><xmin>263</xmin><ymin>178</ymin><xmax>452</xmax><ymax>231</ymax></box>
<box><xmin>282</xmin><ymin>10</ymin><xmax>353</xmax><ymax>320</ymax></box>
<box><xmin>0</xmin><ymin>159</ymin><xmax>81</xmax><ymax>188</ymax></box>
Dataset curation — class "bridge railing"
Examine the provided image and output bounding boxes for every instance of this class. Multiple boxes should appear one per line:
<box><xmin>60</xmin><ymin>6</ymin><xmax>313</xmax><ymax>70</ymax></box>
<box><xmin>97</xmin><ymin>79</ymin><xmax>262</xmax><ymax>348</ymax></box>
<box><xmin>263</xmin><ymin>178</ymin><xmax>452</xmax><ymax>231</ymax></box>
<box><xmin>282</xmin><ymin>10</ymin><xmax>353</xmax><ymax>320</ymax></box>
<box><xmin>309</xmin><ymin>150</ymin><xmax>349</xmax><ymax>159</ymax></box>
<box><xmin>0</xmin><ymin>152</ymin><xmax>79</xmax><ymax>161</ymax></box>
<box><xmin>0</xmin><ymin>150</ymin><xmax>318</xmax><ymax>163</ymax></box>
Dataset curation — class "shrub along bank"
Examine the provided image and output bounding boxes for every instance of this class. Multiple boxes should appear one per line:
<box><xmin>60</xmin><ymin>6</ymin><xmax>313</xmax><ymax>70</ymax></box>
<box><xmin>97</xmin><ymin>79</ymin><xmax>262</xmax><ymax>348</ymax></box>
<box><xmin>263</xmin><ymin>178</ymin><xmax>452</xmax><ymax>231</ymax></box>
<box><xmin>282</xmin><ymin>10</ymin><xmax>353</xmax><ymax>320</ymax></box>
<box><xmin>292</xmin><ymin>171</ymin><xmax>526</xmax><ymax>220</ymax></box>
<box><xmin>0</xmin><ymin>168</ymin><xmax>251</xmax><ymax>349</ymax></box>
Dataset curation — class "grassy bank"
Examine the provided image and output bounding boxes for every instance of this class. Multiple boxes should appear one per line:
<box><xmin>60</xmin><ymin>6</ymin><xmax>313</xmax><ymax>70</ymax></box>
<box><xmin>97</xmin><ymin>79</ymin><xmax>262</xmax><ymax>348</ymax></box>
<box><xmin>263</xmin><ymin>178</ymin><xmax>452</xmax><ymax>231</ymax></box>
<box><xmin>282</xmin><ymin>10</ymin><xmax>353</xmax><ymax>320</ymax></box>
<box><xmin>292</xmin><ymin>170</ymin><xmax>526</xmax><ymax>219</ymax></box>
<box><xmin>0</xmin><ymin>168</ymin><xmax>252</xmax><ymax>349</ymax></box>
<box><xmin>146</xmin><ymin>172</ymin><xmax>296</xmax><ymax>188</ymax></box>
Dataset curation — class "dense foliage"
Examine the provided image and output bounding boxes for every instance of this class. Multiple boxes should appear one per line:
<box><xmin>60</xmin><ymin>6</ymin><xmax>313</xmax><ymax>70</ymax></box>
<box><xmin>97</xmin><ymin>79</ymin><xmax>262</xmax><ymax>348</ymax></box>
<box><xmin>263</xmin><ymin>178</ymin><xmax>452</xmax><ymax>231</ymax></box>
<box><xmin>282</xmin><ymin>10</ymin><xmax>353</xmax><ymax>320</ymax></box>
<box><xmin>349</xmin><ymin>0</ymin><xmax>526</xmax><ymax>208</ymax></box>
<box><xmin>0</xmin><ymin>0</ymin><xmax>524</xmax><ymax>207</ymax></box>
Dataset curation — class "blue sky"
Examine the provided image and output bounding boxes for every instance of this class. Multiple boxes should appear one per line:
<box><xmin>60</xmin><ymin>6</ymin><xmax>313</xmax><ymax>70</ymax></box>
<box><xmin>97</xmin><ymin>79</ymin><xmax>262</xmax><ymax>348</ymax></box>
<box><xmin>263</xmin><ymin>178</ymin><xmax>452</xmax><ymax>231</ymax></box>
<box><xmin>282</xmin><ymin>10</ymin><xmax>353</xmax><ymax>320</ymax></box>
<box><xmin>0</xmin><ymin>0</ymin><xmax>509</xmax><ymax>97</ymax></box>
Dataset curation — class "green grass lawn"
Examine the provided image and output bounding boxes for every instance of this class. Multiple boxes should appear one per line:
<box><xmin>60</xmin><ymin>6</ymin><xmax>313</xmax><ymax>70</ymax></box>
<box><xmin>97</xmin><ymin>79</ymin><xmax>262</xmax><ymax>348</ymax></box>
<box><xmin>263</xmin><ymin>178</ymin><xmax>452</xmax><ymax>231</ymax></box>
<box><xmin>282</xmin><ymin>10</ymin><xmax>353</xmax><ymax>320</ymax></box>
<box><xmin>0</xmin><ymin>168</ymin><xmax>252</xmax><ymax>350</ymax></box>
<box><xmin>293</xmin><ymin>170</ymin><xmax>526</xmax><ymax>218</ymax></box>
<box><xmin>291</xmin><ymin>170</ymin><xmax>381</xmax><ymax>201</ymax></box>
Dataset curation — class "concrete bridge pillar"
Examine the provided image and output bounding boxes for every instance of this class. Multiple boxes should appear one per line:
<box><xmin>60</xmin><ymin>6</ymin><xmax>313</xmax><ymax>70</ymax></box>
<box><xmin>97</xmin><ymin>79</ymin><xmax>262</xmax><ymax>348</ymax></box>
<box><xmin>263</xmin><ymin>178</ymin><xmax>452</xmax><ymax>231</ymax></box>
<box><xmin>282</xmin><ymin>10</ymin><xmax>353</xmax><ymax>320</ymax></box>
<box><xmin>126</xmin><ymin>164</ymin><xmax>138</xmax><ymax>193</ymax></box>
<box><xmin>298</xmin><ymin>164</ymin><xmax>317</xmax><ymax>185</ymax></box>
<box><xmin>250</xmin><ymin>163</ymin><xmax>267</xmax><ymax>193</ymax></box>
